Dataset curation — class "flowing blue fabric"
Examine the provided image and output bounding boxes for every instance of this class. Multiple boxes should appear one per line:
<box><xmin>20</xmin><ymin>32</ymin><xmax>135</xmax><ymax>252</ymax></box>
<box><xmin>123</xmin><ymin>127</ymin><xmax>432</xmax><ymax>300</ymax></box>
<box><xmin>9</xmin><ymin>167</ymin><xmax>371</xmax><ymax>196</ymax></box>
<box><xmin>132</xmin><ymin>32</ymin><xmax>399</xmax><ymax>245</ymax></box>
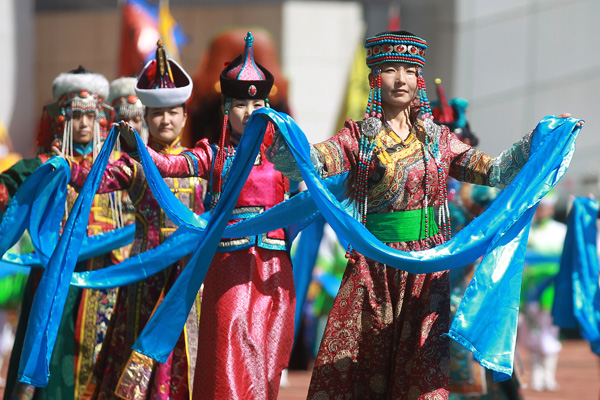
<box><xmin>0</xmin><ymin>263</ymin><xmax>30</xmax><ymax>279</ymax></box>
<box><xmin>0</xmin><ymin>157</ymin><xmax>68</xmax><ymax>268</ymax></box>
<box><xmin>131</xmin><ymin>110</ymin><xmax>579</xmax><ymax>377</ymax></box>
<box><xmin>552</xmin><ymin>197</ymin><xmax>600</xmax><ymax>354</ymax></box>
<box><xmin>0</xmin><ymin>155</ymin><xmax>134</xmax><ymax>271</ymax></box>
<box><xmin>17</xmin><ymin>111</ymin><xmax>580</xmax><ymax>385</ymax></box>
<box><xmin>70</xmin><ymin>173</ymin><xmax>348</xmax><ymax>289</ymax></box>
<box><xmin>17</xmin><ymin>130</ymin><xmax>131</xmax><ymax>385</ymax></box>
<box><xmin>2</xmin><ymin>226</ymin><xmax>134</xmax><ymax>269</ymax></box>
<box><xmin>524</xmin><ymin>249</ymin><xmax>560</xmax><ymax>265</ymax></box>
<box><xmin>251</xmin><ymin>110</ymin><xmax>580</xmax><ymax>381</ymax></box>
<box><xmin>291</xmin><ymin>217</ymin><xmax>325</xmax><ymax>342</ymax></box>
<box><xmin>131</xmin><ymin>115</ymin><xmax>274</xmax><ymax>361</ymax></box>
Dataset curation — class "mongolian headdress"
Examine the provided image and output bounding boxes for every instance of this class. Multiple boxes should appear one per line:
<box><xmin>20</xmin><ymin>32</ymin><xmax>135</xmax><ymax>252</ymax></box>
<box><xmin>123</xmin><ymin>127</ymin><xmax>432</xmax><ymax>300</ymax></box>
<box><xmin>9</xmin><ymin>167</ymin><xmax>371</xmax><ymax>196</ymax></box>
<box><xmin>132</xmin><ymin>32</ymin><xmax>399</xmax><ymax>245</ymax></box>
<box><xmin>362</xmin><ymin>30</ymin><xmax>432</xmax><ymax>136</ymax></box>
<box><xmin>109</xmin><ymin>77</ymin><xmax>148</xmax><ymax>142</ymax></box>
<box><xmin>211</xmin><ymin>31</ymin><xmax>274</xmax><ymax>209</ymax></box>
<box><xmin>37</xmin><ymin>66</ymin><xmax>112</xmax><ymax>159</ymax></box>
<box><xmin>346</xmin><ymin>31</ymin><xmax>449</xmax><ymax>262</ymax></box>
<box><xmin>135</xmin><ymin>40</ymin><xmax>193</xmax><ymax>108</ymax></box>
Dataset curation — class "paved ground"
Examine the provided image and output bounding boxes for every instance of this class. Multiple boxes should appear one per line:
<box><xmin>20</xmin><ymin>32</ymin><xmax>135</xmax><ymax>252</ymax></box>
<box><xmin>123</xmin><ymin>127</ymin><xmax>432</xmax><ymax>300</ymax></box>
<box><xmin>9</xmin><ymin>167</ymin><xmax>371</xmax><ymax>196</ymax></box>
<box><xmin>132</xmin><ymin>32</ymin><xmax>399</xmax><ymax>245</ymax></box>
<box><xmin>1</xmin><ymin>339</ymin><xmax>597</xmax><ymax>399</ymax></box>
<box><xmin>279</xmin><ymin>339</ymin><xmax>600</xmax><ymax>400</ymax></box>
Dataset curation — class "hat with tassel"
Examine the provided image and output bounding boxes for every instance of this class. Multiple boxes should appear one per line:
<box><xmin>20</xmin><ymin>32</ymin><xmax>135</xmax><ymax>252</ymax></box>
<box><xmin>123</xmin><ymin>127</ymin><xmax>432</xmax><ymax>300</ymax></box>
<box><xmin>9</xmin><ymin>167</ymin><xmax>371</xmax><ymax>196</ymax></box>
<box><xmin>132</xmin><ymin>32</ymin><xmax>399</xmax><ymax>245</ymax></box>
<box><xmin>362</xmin><ymin>30</ymin><xmax>431</xmax><ymax>137</ymax></box>
<box><xmin>135</xmin><ymin>40</ymin><xmax>193</xmax><ymax>108</ymax></box>
<box><xmin>431</xmin><ymin>78</ymin><xmax>477</xmax><ymax>145</ymax></box>
<box><xmin>211</xmin><ymin>31</ymin><xmax>274</xmax><ymax>210</ymax></box>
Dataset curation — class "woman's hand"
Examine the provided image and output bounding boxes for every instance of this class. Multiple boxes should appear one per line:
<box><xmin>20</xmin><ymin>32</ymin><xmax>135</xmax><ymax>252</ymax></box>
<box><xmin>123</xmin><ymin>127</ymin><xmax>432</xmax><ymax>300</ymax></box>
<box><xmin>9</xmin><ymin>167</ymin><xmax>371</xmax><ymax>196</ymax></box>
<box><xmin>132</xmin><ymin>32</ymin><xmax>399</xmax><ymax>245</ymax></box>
<box><xmin>117</xmin><ymin>121</ymin><xmax>137</xmax><ymax>150</ymax></box>
<box><xmin>51</xmin><ymin>145</ymin><xmax>64</xmax><ymax>158</ymax></box>
<box><xmin>557</xmin><ymin>113</ymin><xmax>585</xmax><ymax>128</ymax></box>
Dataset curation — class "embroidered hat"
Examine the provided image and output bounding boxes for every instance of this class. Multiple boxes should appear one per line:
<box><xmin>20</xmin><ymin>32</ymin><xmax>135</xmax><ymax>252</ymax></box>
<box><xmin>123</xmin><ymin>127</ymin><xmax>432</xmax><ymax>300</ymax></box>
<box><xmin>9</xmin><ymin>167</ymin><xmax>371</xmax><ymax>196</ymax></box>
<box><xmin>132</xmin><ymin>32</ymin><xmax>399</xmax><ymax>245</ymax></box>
<box><xmin>364</xmin><ymin>31</ymin><xmax>427</xmax><ymax>68</ymax></box>
<box><xmin>109</xmin><ymin>77</ymin><xmax>144</xmax><ymax>119</ymax></box>
<box><xmin>38</xmin><ymin>66</ymin><xmax>113</xmax><ymax>157</ymax></box>
<box><xmin>135</xmin><ymin>40</ymin><xmax>193</xmax><ymax>108</ymax></box>
<box><xmin>109</xmin><ymin>77</ymin><xmax>148</xmax><ymax>142</ymax></box>
<box><xmin>211</xmin><ymin>31</ymin><xmax>275</xmax><ymax>210</ymax></box>
<box><xmin>219</xmin><ymin>32</ymin><xmax>274</xmax><ymax>100</ymax></box>
<box><xmin>363</xmin><ymin>30</ymin><xmax>432</xmax><ymax>128</ymax></box>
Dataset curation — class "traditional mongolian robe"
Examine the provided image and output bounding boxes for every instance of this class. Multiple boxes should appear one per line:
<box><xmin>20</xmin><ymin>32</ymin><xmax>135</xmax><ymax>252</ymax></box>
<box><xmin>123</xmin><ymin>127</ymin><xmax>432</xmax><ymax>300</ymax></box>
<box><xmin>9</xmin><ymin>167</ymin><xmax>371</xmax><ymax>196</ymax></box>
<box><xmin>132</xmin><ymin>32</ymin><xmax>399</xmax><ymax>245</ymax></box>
<box><xmin>66</xmin><ymin>137</ymin><xmax>204</xmax><ymax>400</ymax></box>
<box><xmin>1</xmin><ymin>149</ymin><xmax>132</xmax><ymax>400</ymax></box>
<box><xmin>270</xmin><ymin>118</ymin><xmax>531</xmax><ymax>400</ymax></box>
<box><xmin>144</xmin><ymin>130</ymin><xmax>296</xmax><ymax>400</ymax></box>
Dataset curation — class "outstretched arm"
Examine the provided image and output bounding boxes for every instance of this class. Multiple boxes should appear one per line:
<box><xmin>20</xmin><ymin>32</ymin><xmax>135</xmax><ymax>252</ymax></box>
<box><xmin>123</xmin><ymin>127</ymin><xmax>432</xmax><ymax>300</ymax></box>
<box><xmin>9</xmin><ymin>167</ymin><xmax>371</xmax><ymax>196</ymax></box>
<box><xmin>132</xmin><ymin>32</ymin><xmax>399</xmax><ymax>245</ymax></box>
<box><xmin>449</xmin><ymin>113</ymin><xmax>583</xmax><ymax>189</ymax></box>
<box><xmin>67</xmin><ymin>153</ymin><xmax>136</xmax><ymax>194</ymax></box>
<box><xmin>117</xmin><ymin>121</ymin><xmax>213</xmax><ymax>179</ymax></box>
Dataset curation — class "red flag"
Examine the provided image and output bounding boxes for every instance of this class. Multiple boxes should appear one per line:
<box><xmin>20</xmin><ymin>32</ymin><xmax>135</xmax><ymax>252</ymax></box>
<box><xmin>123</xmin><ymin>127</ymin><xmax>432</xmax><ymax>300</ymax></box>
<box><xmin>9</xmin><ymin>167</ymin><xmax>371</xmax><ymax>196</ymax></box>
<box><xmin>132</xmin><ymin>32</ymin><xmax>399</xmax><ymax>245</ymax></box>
<box><xmin>387</xmin><ymin>2</ymin><xmax>401</xmax><ymax>31</ymax></box>
<box><xmin>118</xmin><ymin>0</ymin><xmax>160</xmax><ymax>77</ymax></box>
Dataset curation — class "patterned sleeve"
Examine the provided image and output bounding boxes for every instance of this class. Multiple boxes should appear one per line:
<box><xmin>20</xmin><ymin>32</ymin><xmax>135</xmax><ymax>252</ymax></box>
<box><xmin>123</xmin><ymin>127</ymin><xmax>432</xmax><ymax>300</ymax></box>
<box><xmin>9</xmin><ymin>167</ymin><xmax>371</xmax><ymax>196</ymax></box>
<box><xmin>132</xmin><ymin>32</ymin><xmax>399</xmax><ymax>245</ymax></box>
<box><xmin>265</xmin><ymin>119</ymin><xmax>360</xmax><ymax>181</ymax></box>
<box><xmin>69</xmin><ymin>154</ymin><xmax>136</xmax><ymax>193</ymax></box>
<box><xmin>447</xmin><ymin>127</ymin><xmax>533</xmax><ymax>189</ymax></box>
<box><xmin>146</xmin><ymin>139</ymin><xmax>213</xmax><ymax>180</ymax></box>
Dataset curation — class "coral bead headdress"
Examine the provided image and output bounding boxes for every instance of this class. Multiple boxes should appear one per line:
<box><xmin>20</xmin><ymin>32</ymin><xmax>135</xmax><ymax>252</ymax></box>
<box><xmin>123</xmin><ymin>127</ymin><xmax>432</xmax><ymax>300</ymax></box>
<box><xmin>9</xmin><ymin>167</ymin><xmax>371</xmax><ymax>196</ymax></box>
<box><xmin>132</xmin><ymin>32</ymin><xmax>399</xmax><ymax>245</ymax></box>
<box><xmin>37</xmin><ymin>66</ymin><xmax>112</xmax><ymax>159</ymax></box>
<box><xmin>109</xmin><ymin>77</ymin><xmax>148</xmax><ymax>142</ymax></box>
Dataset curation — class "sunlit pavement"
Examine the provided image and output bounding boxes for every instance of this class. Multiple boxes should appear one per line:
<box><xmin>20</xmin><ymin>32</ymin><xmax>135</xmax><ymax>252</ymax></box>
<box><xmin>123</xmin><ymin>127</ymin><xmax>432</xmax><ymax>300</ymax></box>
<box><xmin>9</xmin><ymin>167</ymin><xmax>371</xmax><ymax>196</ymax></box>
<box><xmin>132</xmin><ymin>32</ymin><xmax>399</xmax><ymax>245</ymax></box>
<box><xmin>0</xmin><ymin>339</ymin><xmax>597</xmax><ymax>399</ymax></box>
<box><xmin>279</xmin><ymin>340</ymin><xmax>600</xmax><ymax>400</ymax></box>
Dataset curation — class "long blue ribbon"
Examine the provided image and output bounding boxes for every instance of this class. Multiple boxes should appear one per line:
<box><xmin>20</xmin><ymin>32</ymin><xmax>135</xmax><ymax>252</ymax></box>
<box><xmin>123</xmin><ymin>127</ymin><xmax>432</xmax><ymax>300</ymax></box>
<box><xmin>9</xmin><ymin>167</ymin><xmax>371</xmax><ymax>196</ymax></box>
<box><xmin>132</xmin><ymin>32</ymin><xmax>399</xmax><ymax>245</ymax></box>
<box><xmin>70</xmin><ymin>174</ymin><xmax>347</xmax><ymax>289</ymax></box>
<box><xmin>17</xmin><ymin>129</ymin><xmax>124</xmax><ymax>385</ymax></box>
<box><xmin>17</xmin><ymin>111</ymin><xmax>580</xmax><ymax>385</ymax></box>
<box><xmin>0</xmin><ymin>158</ymin><xmax>67</xmax><ymax>266</ymax></box>
<box><xmin>132</xmin><ymin>110</ymin><xmax>579</xmax><ymax>380</ymax></box>
<box><xmin>0</xmin><ymin>155</ymin><xmax>134</xmax><ymax>270</ymax></box>
<box><xmin>552</xmin><ymin>197</ymin><xmax>600</xmax><ymax>354</ymax></box>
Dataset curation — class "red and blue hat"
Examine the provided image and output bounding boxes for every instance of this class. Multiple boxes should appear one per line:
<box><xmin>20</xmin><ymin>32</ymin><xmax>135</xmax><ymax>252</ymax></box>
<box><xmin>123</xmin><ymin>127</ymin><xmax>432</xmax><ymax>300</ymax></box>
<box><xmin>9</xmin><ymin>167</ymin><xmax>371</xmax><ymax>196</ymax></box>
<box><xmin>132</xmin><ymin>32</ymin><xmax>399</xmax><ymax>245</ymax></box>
<box><xmin>363</xmin><ymin>30</ymin><xmax>432</xmax><ymax>122</ymax></box>
<box><xmin>219</xmin><ymin>32</ymin><xmax>274</xmax><ymax>100</ymax></box>
<box><xmin>364</xmin><ymin>31</ymin><xmax>427</xmax><ymax>68</ymax></box>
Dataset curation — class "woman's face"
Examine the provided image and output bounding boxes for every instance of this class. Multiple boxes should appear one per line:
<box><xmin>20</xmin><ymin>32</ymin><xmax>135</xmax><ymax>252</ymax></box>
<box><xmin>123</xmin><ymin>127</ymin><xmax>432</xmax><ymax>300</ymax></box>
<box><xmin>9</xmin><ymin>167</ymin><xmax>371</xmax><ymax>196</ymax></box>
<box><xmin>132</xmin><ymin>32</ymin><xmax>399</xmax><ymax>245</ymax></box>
<box><xmin>145</xmin><ymin>105</ymin><xmax>187</xmax><ymax>143</ymax></box>
<box><xmin>378</xmin><ymin>62</ymin><xmax>419</xmax><ymax>110</ymax></box>
<box><xmin>72</xmin><ymin>111</ymin><xmax>96</xmax><ymax>144</ymax></box>
<box><xmin>227</xmin><ymin>99</ymin><xmax>266</xmax><ymax>136</ymax></box>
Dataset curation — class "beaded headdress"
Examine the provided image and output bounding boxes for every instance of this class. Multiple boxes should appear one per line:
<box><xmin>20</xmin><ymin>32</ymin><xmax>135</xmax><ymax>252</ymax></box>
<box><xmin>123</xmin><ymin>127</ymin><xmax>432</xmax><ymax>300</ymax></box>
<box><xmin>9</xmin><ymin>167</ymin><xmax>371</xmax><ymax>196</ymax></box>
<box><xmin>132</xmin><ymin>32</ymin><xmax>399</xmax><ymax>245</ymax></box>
<box><xmin>109</xmin><ymin>77</ymin><xmax>148</xmax><ymax>142</ymax></box>
<box><xmin>38</xmin><ymin>66</ymin><xmax>112</xmax><ymax>160</ymax></box>
<box><xmin>363</xmin><ymin>31</ymin><xmax>432</xmax><ymax>132</ymax></box>
<box><xmin>135</xmin><ymin>40</ymin><xmax>193</xmax><ymax>108</ymax></box>
<box><xmin>211</xmin><ymin>31</ymin><xmax>275</xmax><ymax>209</ymax></box>
<box><xmin>346</xmin><ymin>31</ymin><xmax>446</xmax><ymax>262</ymax></box>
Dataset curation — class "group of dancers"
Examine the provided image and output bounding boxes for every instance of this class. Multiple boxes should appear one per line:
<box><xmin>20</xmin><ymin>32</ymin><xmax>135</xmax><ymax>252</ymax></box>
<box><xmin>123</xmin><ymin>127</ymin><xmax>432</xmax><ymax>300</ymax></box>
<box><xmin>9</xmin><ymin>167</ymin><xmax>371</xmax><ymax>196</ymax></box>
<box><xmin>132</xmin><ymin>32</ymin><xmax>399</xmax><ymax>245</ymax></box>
<box><xmin>0</xmin><ymin>28</ymin><xmax>584</xmax><ymax>400</ymax></box>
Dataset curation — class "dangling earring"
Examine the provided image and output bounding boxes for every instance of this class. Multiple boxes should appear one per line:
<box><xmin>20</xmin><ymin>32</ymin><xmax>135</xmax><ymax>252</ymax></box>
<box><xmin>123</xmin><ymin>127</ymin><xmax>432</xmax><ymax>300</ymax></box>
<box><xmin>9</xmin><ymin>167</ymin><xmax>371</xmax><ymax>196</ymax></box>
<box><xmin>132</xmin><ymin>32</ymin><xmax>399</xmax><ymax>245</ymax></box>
<box><xmin>212</xmin><ymin>99</ymin><xmax>231</xmax><ymax>210</ymax></box>
<box><xmin>417</xmin><ymin>69</ymin><xmax>432</xmax><ymax>120</ymax></box>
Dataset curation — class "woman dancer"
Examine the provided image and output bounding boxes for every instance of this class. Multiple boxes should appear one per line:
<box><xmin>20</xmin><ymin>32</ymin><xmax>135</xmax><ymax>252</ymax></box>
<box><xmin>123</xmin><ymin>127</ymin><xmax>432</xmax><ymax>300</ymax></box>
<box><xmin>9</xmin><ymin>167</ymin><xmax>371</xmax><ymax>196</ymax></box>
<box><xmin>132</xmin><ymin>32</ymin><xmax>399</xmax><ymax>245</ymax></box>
<box><xmin>266</xmin><ymin>30</ymin><xmax>581</xmax><ymax>399</ymax></box>
<box><xmin>118</xmin><ymin>32</ymin><xmax>295</xmax><ymax>399</ymax></box>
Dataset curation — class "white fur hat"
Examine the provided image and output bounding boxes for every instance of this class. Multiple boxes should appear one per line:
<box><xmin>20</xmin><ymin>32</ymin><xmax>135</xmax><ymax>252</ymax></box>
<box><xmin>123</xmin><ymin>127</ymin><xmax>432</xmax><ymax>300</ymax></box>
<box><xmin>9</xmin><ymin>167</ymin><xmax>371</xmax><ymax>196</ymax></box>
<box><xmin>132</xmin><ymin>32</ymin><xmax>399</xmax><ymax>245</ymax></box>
<box><xmin>135</xmin><ymin>58</ymin><xmax>193</xmax><ymax>108</ymax></box>
<box><xmin>108</xmin><ymin>77</ymin><xmax>138</xmax><ymax>104</ymax></box>
<box><xmin>52</xmin><ymin>66</ymin><xmax>110</xmax><ymax>101</ymax></box>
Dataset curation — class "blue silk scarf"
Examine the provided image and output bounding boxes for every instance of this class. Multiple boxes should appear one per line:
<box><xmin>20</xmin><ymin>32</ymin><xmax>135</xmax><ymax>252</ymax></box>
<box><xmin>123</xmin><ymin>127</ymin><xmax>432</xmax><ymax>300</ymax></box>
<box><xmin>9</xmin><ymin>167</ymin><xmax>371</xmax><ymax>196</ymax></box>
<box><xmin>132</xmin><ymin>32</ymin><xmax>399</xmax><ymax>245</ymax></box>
<box><xmin>15</xmin><ymin>140</ymin><xmax>134</xmax><ymax>385</ymax></box>
<box><xmin>0</xmin><ymin>157</ymin><xmax>134</xmax><ymax>271</ymax></box>
<box><xmin>132</xmin><ymin>110</ymin><xmax>579</xmax><ymax>381</ymax></box>
<box><xmin>17</xmin><ymin>110</ymin><xmax>580</xmax><ymax>385</ymax></box>
<box><xmin>552</xmin><ymin>197</ymin><xmax>600</xmax><ymax>355</ymax></box>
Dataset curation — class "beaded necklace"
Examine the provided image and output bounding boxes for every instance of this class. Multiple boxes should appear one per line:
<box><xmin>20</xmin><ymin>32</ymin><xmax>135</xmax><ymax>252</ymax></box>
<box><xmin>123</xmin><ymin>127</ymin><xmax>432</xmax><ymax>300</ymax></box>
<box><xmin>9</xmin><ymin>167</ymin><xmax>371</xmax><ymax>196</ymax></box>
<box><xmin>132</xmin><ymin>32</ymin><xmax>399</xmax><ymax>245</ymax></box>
<box><xmin>346</xmin><ymin>69</ymin><xmax>451</xmax><ymax>262</ymax></box>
